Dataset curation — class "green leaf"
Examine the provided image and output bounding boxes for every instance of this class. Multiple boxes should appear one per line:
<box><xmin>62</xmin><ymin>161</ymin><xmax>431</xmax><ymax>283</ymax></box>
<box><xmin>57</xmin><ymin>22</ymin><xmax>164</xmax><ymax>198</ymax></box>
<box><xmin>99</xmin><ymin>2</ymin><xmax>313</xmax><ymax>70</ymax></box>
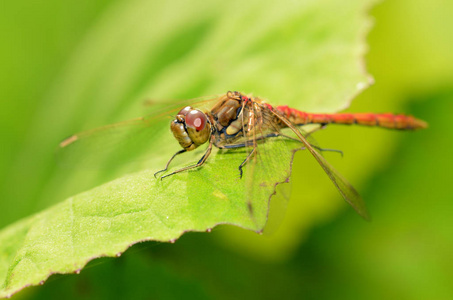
<box><xmin>0</xmin><ymin>0</ymin><xmax>376</xmax><ymax>297</ymax></box>
<box><xmin>0</xmin><ymin>137</ymin><xmax>299</xmax><ymax>298</ymax></box>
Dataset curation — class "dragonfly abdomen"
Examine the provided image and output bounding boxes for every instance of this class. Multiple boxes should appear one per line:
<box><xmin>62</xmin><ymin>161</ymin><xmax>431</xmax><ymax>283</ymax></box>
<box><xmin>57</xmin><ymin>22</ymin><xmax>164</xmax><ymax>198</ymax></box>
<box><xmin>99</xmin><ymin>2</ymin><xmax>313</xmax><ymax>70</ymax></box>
<box><xmin>275</xmin><ymin>105</ymin><xmax>427</xmax><ymax>130</ymax></box>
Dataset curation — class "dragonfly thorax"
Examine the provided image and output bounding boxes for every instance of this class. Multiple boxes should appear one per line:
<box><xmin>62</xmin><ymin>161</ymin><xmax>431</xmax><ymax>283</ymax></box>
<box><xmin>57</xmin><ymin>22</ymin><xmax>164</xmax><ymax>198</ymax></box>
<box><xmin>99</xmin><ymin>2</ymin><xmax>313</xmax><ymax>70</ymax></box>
<box><xmin>170</xmin><ymin>106</ymin><xmax>211</xmax><ymax>151</ymax></box>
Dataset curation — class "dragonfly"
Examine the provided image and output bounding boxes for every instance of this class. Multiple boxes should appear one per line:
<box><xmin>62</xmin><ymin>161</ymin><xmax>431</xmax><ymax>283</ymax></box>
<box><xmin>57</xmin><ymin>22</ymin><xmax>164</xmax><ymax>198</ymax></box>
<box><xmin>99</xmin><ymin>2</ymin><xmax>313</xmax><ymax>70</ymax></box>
<box><xmin>59</xmin><ymin>91</ymin><xmax>427</xmax><ymax>220</ymax></box>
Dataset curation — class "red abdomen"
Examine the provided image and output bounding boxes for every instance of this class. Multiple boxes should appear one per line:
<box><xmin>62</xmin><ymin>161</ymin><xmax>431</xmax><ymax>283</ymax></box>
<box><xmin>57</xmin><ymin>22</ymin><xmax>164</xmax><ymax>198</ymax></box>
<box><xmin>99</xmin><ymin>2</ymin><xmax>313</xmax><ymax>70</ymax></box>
<box><xmin>275</xmin><ymin>105</ymin><xmax>428</xmax><ymax>130</ymax></box>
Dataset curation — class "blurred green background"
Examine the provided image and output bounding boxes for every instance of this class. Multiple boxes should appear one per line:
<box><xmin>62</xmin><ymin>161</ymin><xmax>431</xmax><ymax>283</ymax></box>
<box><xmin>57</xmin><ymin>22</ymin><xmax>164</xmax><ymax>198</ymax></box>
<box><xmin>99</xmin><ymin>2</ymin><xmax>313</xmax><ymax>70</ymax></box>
<box><xmin>1</xmin><ymin>0</ymin><xmax>452</xmax><ymax>299</ymax></box>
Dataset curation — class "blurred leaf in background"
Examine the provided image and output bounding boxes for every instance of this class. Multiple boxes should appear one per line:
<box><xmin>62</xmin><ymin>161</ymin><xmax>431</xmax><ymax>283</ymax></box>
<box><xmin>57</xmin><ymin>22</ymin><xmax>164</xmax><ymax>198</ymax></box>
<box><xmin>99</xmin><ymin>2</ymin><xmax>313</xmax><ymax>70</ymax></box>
<box><xmin>1</xmin><ymin>0</ymin><xmax>452</xmax><ymax>299</ymax></box>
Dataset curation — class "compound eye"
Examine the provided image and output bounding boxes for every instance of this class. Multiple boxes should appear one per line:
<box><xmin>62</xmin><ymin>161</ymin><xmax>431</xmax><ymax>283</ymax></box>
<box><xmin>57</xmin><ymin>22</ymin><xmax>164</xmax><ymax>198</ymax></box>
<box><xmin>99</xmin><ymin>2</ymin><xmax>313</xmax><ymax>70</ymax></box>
<box><xmin>185</xmin><ymin>110</ymin><xmax>207</xmax><ymax>131</ymax></box>
<box><xmin>178</xmin><ymin>106</ymin><xmax>192</xmax><ymax>116</ymax></box>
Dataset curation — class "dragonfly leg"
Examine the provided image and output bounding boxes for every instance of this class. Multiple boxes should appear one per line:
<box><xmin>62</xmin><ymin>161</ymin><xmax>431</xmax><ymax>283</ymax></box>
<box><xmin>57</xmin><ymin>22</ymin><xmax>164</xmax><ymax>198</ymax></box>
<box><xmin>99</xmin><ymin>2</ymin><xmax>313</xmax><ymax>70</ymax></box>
<box><xmin>154</xmin><ymin>149</ymin><xmax>187</xmax><ymax>178</ymax></box>
<box><xmin>220</xmin><ymin>132</ymin><xmax>342</xmax><ymax>156</ymax></box>
<box><xmin>219</xmin><ymin>133</ymin><xmax>279</xmax><ymax>149</ymax></box>
<box><xmin>160</xmin><ymin>137</ymin><xmax>214</xmax><ymax>180</ymax></box>
<box><xmin>314</xmin><ymin>147</ymin><xmax>343</xmax><ymax>157</ymax></box>
<box><xmin>277</xmin><ymin>133</ymin><xmax>343</xmax><ymax>157</ymax></box>
<box><xmin>238</xmin><ymin>146</ymin><xmax>257</xmax><ymax>179</ymax></box>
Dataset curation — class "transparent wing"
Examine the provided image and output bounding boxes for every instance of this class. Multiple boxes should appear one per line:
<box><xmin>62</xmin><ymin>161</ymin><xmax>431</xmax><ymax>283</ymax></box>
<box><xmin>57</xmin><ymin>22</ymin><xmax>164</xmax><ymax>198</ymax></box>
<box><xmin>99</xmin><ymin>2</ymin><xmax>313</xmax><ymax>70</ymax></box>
<box><xmin>268</xmin><ymin>108</ymin><xmax>370</xmax><ymax>221</ymax></box>
<box><xmin>56</xmin><ymin>96</ymin><xmax>222</xmax><ymax>169</ymax></box>
<box><xmin>239</xmin><ymin>101</ymin><xmax>299</xmax><ymax>229</ymax></box>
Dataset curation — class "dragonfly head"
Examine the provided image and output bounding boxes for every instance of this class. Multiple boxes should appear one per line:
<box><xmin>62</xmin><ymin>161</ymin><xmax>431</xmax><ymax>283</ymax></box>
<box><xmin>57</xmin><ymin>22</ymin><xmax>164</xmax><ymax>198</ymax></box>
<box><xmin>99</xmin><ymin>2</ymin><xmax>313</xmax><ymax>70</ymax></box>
<box><xmin>171</xmin><ymin>106</ymin><xmax>211</xmax><ymax>151</ymax></box>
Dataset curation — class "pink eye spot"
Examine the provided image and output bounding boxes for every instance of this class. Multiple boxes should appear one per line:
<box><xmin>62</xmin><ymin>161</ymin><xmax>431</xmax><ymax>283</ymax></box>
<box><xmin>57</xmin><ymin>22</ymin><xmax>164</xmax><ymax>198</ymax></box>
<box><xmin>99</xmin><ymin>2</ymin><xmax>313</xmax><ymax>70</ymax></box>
<box><xmin>185</xmin><ymin>110</ymin><xmax>207</xmax><ymax>131</ymax></box>
<box><xmin>193</xmin><ymin>118</ymin><xmax>202</xmax><ymax>128</ymax></box>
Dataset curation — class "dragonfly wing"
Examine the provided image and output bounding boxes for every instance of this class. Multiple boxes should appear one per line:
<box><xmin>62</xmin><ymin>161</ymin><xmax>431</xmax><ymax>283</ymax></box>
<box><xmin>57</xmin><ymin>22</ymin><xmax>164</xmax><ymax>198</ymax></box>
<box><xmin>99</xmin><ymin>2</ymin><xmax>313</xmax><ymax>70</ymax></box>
<box><xmin>308</xmin><ymin>148</ymin><xmax>370</xmax><ymax>220</ymax></box>
<box><xmin>270</xmin><ymin>109</ymin><xmax>370</xmax><ymax>221</ymax></box>
<box><xmin>57</xmin><ymin>116</ymin><xmax>168</xmax><ymax>168</ymax></box>
<box><xmin>238</xmin><ymin>100</ymin><xmax>299</xmax><ymax>229</ymax></box>
<box><xmin>57</xmin><ymin>96</ymin><xmax>222</xmax><ymax>170</ymax></box>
